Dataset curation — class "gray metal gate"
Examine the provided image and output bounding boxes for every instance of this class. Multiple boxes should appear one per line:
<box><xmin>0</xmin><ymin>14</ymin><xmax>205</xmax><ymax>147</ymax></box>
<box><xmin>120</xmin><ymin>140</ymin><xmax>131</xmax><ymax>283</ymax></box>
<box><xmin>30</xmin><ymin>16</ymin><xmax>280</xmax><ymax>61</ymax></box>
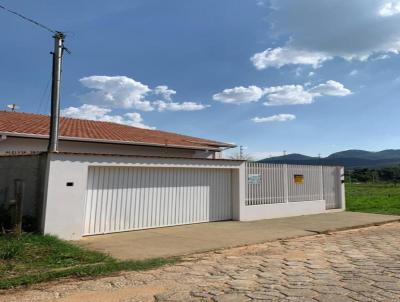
<box><xmin>246</xmin><ymin>163</ymin><xmax>342</xmax><ymax>210</ymax></box>
<box><xmin>84</xmin><ymin>166</ymin><xmax>232</xmax><ymax>235</ymax></box>
<box><xmin>322</xmin><ymin>166</ymin><xmax>341</xmax><ymax>210</ymax></box>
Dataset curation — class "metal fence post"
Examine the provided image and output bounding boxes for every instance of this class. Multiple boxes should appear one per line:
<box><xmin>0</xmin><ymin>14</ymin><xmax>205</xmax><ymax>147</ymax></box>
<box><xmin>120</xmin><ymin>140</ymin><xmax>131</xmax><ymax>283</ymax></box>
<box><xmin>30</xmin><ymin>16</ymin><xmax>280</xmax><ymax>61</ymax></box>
<box><xmin>284</xmin><ymin>164</ymin><xmax>289</xmax><ymax>203</ymax></box>
<box><xmin>320</xmin><ymin>166</ymin><xmax>324</xmax><ymax>201</ymax></box>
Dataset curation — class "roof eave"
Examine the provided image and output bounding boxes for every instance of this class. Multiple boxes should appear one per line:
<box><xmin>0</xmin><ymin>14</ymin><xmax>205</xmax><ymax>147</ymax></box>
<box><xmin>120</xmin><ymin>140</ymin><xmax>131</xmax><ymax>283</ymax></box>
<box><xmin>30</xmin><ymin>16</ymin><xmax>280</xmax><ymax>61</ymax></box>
<box><xmin>0</xmin><ymin>132</ymin><xmax>235</xmax><ymax>152</ymax></box>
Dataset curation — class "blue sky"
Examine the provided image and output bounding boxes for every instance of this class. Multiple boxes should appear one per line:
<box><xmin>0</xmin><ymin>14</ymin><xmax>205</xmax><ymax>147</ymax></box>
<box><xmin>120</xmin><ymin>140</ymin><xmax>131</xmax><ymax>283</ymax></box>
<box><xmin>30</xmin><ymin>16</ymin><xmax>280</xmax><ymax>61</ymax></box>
<box><xmin>1</xmin><ymin>0</ymin><xmax>400</xmax><ymax>159</ymax></box>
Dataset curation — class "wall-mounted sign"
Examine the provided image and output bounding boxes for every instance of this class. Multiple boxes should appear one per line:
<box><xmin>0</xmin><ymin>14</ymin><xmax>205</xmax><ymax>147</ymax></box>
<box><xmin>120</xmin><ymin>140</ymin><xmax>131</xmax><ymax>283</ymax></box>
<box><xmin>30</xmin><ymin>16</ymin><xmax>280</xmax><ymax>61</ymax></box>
<box><xmin>294</xmin><ymin>174</ymin><xmax>304</xmax><ymax>184</ymax></box>
<box><xmin>248</xmin><ymin>174</ymin><xmax>262</xmax><ymax>185</ymax></box>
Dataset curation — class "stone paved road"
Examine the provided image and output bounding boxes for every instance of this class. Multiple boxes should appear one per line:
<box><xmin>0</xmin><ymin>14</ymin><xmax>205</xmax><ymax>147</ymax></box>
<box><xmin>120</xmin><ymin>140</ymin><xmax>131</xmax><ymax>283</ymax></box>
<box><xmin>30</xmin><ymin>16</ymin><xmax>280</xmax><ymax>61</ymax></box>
<box><xmin>1</xmin><ymin>223</ymin><xmax>400</xmax><ymax>302</ymax></box>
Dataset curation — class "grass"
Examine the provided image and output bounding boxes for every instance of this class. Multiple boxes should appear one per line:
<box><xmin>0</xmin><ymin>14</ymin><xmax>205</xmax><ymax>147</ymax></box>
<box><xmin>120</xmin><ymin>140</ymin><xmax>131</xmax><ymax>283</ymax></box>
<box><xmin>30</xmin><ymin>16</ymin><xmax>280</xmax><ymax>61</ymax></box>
<box><xmin>346</xmin><ymin>183</ymin><xmax>400</xmax><ymax>215</ymax></box>
<box><xmin>0</xmin><ymin>234</ymin><xmax>178</xmax><ymax>289</ymax></box>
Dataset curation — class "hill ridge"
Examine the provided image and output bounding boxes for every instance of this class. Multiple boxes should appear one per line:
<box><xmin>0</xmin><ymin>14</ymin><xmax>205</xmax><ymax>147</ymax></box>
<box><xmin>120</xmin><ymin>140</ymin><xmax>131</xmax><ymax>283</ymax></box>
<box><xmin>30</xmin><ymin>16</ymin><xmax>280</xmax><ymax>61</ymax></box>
<box><xmin>258</xmin><ymin>149</ymin><xmax>400</xmax><ymax>169</ymax></box>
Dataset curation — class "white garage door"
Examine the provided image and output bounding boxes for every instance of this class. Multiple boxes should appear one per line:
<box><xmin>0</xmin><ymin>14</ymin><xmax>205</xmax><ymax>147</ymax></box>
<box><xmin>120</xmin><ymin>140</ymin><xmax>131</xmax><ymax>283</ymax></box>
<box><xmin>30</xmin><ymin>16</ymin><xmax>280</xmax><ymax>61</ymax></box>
<box><xmin>83</xmin><ymin>166</ymin><xmax>232</xmax><ymax>235</ymax></box>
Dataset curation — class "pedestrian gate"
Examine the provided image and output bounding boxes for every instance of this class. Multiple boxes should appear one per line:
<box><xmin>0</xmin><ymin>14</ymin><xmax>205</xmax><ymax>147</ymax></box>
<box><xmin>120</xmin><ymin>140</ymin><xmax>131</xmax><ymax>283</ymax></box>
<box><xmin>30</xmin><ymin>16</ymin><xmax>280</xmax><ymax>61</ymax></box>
<box><xmin>245</xmin><ymin>163</ymin><xmax>342</xmax><ymax>210</ymax></box>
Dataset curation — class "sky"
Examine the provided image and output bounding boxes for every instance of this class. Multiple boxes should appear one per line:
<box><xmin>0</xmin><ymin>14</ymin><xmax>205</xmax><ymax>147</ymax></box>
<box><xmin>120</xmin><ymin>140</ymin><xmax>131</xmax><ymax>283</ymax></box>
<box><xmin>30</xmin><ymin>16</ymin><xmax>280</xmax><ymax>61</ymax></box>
<box><xmin>1</xmin><ymin>0</ymin><xmax>400</xmax><ymax>159</ymax></box>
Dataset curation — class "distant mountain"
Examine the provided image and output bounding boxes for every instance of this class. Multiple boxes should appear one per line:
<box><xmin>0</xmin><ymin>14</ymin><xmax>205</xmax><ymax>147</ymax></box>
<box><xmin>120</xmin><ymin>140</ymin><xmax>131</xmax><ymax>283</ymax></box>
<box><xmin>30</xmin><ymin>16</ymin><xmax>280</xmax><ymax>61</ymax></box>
<box><xmin>327</xmin><ymin>149</ymin><xmax>400</xmax><ymax>160</ymax></box>
<box><xmin>259</xmin><ymin>149</ymin><xmax>400</xmax><ymax>169</ymax></box>
<box><xmin>267</xmin><ymin>153</ymin><xmax>315</xmax><ymax>161</ymax></box>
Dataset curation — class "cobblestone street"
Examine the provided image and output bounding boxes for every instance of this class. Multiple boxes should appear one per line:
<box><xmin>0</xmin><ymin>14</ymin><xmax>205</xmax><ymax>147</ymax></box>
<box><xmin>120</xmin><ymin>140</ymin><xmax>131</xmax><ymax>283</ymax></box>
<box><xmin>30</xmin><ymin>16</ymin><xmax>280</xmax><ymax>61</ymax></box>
<box><xmin>1</xmin><ymin>223</ymin><xmax>400</xmax><ymax>302</ymax></box>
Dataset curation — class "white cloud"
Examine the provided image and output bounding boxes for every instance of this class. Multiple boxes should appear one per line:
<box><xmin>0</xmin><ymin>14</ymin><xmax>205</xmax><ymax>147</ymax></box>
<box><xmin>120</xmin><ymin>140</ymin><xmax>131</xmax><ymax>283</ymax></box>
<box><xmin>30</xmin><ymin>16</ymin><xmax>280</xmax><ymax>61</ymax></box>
<box><xmin>214</xmin><ymin>80</ymin><xmax>352</xmax><ymax>106</ymax></box>
<box><xmin>252</xmin><ymin>114</ymin><xmax>296</xmax><ymax>123</ymax></box>
<box><xmin>308</xmin><ymin>80</ymin><xmax>352</xmax><ymax>97</ymax></box>
<box><xmin>153</xmin><ymin>85</ymin><xmax>176</xmax><ymax>101</ymax></box>
<box><xmin>61</xmin><ymin>104</ymin><xmax>110</xmax><ymax>120</ymax></box>
<box><xmin>349</xmin><ymin>70</ymin><xmax>359</xmax><ymax>76</ymax></box>
<box><xmin>212</xmin><ymin>86</ymin><xmax>264</xmax><ymax>104</ymax></box>
<box><xmin>374</xmin><ymin>54</ymin><xmax>391</xmax><ymax>60</ymax></box>
<box><xmin>263</xmin><ymin>85</ymin><xmax>314</xmax><ymax>105</ymax></box>
<box><xmin>251</xmin><ymin>47</ymin><xmax>331</xmax><ymax>69</ymax></box>
<box><xmin>379</xmin><ymin>1</ymin><xmax>400</xmax><ymax>16</ymax></box>
<box><xmin>61</xmin><ymin>104</ymin><xmax>154</xmax><ymax>129</ymax></box>
<box><xmin>256</xmin><ymin>0</ymin><xmax>266</xmax><ymax>7</ymax></box>
<box><xmin>154</xmin><ymin>100</ymin><xmax>209</xmax><ymax>112</ymax></box>
<box><xmin>79</xmin><ymin>76</ymin><xmax>153</xmax><ymax>111</ymax></box>
<box><xmin>263</xmin><ymin>80</ymin><xmax>351</xmax><ymax>106</ymax></box>
<box><xmin>79</xmin><ymin>76</ymin><xmax>209</xmax><ymax>114</ymax></box>
<box><xmin>252</xmin><ymin>1</ymin><xmax>400</xmax><ymax>69</ymax></box>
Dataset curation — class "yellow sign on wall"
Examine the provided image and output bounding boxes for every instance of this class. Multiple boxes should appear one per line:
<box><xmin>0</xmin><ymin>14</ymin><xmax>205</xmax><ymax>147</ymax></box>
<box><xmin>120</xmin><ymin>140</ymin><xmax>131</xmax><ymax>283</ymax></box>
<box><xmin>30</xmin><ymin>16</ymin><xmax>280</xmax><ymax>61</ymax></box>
<box><xmin>294</xmin><ymin>174</ymin><xmax>304</xmax><ymax>184</ymax></box>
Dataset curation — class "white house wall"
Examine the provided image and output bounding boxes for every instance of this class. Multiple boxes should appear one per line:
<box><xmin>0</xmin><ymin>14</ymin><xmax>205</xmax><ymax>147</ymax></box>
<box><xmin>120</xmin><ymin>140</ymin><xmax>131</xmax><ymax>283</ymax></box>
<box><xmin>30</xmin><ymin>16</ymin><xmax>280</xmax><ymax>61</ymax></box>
<box><xmin>0</xmin><ymin>136</ymin><xmax>218</xmax><ymax>159</ymax></box>
<box><xmin>42</xmin><ymin>153</ymin><xmax>244</xmax><ymax>240</ymax></box>
<box><xmin>239</xmin><ymin>200</ymin><xmax>327</xmax><ymax>221</ymax></box>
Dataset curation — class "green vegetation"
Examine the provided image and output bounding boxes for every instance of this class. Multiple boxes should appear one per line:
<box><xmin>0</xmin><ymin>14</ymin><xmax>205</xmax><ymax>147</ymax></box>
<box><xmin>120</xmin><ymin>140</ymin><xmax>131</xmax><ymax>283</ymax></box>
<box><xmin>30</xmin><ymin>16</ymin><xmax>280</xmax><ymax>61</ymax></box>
<box><xmin>0</xmin><ymin>234</ymin><xmax>178</xmax><ymax>289</ymax></box>
<box><xmin>346</xmin><ymin>166</ymin><xmax>400</xmax><ymax>183</ymax></box>
<box><xmin>346</xmin><ymin>183</ymin><xmax>400</xmax><ymax>215</ymax></box>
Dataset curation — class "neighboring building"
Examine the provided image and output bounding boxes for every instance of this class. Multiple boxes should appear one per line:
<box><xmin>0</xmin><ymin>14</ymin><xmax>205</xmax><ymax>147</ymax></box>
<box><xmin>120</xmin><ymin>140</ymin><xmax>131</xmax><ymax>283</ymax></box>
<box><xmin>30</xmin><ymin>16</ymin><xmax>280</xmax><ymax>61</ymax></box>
<box><xmin>0</xmin><ymin>111</ymin><xmax>234</xmax><ymax>158</ymax></box>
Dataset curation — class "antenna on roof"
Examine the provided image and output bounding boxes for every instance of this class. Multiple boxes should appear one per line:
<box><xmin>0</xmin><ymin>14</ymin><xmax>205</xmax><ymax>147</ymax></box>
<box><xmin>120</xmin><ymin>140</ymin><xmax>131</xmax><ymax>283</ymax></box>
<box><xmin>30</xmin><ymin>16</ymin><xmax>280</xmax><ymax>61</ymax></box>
<box><xmin>7</xmin><ymin>104</ymin><xmax>19</xmax><ymax>111</ymax></box>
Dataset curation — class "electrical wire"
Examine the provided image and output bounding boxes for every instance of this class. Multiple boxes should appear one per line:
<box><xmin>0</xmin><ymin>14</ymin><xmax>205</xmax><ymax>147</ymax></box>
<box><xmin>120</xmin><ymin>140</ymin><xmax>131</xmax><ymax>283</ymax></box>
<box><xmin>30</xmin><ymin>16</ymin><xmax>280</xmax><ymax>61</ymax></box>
<box><xmin>36</xmin><ymin>77</ymin><xmax>51</xmax><ymax>114</ymax></box>
<box><xmin>0</xmin><ymin>3</ymin><xmax>70</xmax><ymax>115</ymax></box>
<box><xmin>0</xmin><ymin>3</ymin><xmax>56</xmax><ymax>34</ymax></box>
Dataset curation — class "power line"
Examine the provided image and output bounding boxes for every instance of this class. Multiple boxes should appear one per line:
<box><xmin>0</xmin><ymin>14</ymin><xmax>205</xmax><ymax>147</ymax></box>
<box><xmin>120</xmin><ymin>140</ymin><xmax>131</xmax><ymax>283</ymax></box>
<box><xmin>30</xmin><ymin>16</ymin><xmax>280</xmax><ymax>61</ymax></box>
<box><xmin>0</xmin><ymin>3</ymin><xmax>56</xmax><ymax>34</ymax></box>
<box><xmin>36</xmin><ymin>77</ymin><xmax>51</xmax><ymax>114</ymax></box>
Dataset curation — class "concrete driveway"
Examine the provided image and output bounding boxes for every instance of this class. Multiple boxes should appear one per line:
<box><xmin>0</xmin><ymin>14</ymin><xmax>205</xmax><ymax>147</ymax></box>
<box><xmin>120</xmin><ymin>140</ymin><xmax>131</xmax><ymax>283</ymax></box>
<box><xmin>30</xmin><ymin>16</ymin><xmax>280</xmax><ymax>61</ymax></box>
<box><xmin>78</xmin><ymin>212</ymin><xmax>400</xmax><ymax>260</ymax></box>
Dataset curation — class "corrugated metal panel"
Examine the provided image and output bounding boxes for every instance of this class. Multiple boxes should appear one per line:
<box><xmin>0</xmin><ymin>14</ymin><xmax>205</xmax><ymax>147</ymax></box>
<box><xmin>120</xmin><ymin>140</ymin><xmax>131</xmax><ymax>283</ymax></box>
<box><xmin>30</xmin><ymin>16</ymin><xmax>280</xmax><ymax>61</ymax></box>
<box><xmin>287</xmin><ymin>165</ymin><xmax>322</xmax><ymax>202</ymax></box>
<box><xmin>245</xmin><ymin>163</ymin><xmax>286</xmax><ymax>205</ymax></box>
<box><xmin>245</xmin><ymin>163</ymin><xmax>341</xmax><ymax>208</ymax></box>
<box><xmin>84</xmin><ymin>166</ymin><xmax>232</xmax><ymax>235</ymax></box>
<box><xmin>323</xmin><ymin>166</ymin><xmax>341</xmax><ymax>209</ymax></box>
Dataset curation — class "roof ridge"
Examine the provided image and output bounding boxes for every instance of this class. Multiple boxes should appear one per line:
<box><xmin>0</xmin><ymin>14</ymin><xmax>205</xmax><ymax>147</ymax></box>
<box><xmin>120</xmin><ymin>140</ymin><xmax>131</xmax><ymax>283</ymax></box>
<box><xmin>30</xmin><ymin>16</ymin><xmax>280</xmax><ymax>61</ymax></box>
<box><xmin>1</xmin><ymin>110</ymin><xmax>49</xmax><ymax>117</ymax></box>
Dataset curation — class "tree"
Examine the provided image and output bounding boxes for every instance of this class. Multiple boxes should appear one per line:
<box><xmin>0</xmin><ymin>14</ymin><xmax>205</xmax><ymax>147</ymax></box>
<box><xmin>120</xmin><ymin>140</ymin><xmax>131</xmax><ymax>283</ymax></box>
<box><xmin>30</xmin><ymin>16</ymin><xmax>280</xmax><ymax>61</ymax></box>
<box><xmin>228</xmin><ymin>152</ymin><xmax>255</xmax><ymax>161</ymax></box>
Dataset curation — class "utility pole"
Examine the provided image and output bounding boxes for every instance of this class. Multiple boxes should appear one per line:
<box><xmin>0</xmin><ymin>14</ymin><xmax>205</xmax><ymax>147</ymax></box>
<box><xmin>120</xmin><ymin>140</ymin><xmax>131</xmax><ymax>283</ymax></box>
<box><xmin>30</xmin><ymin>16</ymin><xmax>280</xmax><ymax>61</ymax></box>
<box><xmin>239</xmin><ymin>145</ymin><xmax>244</xmax><ymax>160</ymax></box>
<box><xmin>48</xmin><ymin>32</ymin><xmax>65</xmax><ymax>153</ymax></box>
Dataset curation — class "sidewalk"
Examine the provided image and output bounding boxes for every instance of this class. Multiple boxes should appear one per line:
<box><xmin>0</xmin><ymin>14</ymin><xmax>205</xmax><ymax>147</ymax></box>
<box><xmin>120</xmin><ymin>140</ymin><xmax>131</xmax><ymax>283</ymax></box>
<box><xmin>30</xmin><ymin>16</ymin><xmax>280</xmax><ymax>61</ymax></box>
<box><xmin>78</xmin><ymin>211</ymin><xmax>400</xmax><ymax>260</ymax></box>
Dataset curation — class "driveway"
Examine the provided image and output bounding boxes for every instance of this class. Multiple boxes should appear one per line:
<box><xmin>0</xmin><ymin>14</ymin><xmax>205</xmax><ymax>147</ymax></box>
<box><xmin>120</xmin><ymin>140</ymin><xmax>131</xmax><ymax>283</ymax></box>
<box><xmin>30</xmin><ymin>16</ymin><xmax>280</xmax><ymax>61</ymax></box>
<box><xmin>77</xmin><ymin>212</ymin><xmax>400</xmax><ymax>260</ymax></box>
<box><xmin>3</xmin><ymin>222</ymin><xmax>400</xmax><ymax>301</ymax></box>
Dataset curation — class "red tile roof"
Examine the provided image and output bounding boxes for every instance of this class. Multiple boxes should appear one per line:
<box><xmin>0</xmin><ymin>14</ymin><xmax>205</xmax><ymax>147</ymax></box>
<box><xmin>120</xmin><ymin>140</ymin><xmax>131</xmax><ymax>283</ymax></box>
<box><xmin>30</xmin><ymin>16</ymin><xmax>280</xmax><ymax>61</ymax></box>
<box><xmin>0</xmin><ymin>111</ymin><xmax>234</xmax><ymax>150</ymax></box>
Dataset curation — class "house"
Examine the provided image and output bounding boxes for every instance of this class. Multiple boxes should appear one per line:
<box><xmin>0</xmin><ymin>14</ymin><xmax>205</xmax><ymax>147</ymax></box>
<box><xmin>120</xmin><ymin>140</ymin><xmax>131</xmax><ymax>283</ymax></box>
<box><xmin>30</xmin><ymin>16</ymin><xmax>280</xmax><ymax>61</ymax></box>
<box><xmin>0</xmin><ymin>111</ymin><xmax>245</xmax><ymax>240</ymax></box>
<box><xmin>0</xmin><ymin>111</ymin><xmax>344</xmax><ymax>240</ymax></box>
<box><xmin>0</xmin><ymin>111</ymin><xmax>234</xmax><ymax>158</ymax></box>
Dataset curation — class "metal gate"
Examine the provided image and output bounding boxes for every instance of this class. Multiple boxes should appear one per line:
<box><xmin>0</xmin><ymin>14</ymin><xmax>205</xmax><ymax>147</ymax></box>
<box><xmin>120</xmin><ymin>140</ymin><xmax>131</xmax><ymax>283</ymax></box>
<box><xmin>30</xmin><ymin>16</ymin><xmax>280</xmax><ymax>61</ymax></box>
<box><xmin>323</xmin><ymin>166</ymin><xmax>341</xmax><ymax>210</ymax></box>
<box><xmin>83</xmin><ymin>166</ymin><xmax>232</xmax><ymax>235</ymax></box>
<box><xmin>246</xmin><ymin>163</ymin><xmax>342</xmax><ymax>210</ymax></box>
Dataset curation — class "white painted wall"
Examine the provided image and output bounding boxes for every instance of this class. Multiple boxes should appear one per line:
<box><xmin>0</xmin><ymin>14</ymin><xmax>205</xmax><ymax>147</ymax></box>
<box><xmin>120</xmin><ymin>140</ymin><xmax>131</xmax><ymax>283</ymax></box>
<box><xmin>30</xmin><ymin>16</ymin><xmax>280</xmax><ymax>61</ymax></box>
<box><xmin>239</xmin><ymin>200</ymin><xmax>327</xmax><ymax>221</ymax></box>
<box><xmin>0</xmin><ymin>136</ymin><xmax>217</xmax><ymax>159</ymax></box>
<box><xmin>43</xmin><ymin>153</ymin><xmax>244</xmax><ymax>240</ymax></box>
